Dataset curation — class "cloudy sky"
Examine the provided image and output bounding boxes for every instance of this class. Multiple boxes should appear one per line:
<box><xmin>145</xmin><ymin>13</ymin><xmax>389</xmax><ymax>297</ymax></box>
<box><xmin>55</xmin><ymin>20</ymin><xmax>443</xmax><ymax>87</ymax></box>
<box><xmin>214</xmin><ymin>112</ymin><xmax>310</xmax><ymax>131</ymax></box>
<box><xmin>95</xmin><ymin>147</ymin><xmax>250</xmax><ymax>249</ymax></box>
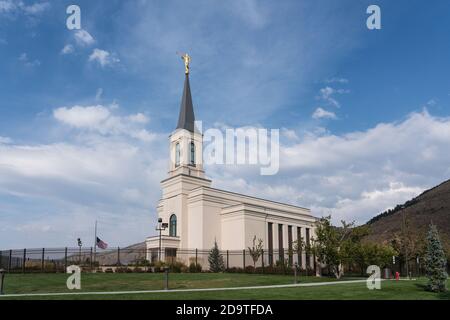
<box><xmin>1</xmin><ymin>0</ymin><xmax>450</xmax><ymax>249</ymax></box>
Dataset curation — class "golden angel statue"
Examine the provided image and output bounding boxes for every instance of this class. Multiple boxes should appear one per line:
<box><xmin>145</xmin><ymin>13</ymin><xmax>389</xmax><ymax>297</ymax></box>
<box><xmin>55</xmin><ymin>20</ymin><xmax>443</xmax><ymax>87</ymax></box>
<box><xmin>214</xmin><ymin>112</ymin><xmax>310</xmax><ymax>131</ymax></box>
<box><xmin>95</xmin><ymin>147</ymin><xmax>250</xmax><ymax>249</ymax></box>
<box><xmin>177</xmin><ymin>52</ymin><xmax>191</xmax><ymax>74</ymax></box>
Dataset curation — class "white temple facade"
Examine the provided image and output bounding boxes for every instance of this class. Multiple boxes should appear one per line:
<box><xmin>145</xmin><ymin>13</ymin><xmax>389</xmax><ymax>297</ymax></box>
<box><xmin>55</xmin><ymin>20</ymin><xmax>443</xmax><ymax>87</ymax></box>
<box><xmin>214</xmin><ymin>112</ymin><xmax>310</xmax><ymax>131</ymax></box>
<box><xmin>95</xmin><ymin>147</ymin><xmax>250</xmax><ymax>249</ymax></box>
<box><xmin>146</xmin><ymin>69</ymin><xmax>318</xmax><ymax>269</ymax></box>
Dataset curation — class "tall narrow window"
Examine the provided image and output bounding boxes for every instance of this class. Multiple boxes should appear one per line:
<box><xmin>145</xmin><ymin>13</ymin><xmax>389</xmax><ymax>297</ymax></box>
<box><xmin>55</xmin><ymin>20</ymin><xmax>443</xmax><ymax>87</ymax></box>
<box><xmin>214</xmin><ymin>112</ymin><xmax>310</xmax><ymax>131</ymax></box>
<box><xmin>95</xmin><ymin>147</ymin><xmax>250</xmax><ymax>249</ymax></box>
<box><xmin>169</xmin><ymin>214</ymin><xmax>177</xmax><ymax>237</ymax></box>
<box><xmin>268</xmin><ymin>223</ymin><xmax>273</xmax><ymax>266</ymax></box>
<box><xmin>278</xmin><ymin>224</ymin><xmax>284</xmax><ymax>263</ymax></box>
<box><xmin>306</xmin><ymin>228</ymin><xmax>311</xmax><ymax>268</ymax></box>
<box><xmin>190</xmin><ymin>142</ymin><xmax>195</xmax><ymax>166</ymax></box>
<box><xmin>175</xmin><ymin>143</ymin><xmax>180</xmax><ymax>167</ymax></box>
<box><xmin>288</xmin><ymin>225</ymin><xmax>293</xmax><ymax>266</ymax></box>
<box><xmin>297</xmin><ymin>227</ymin><xmax>302</xmax><ymax>267</ymax></box>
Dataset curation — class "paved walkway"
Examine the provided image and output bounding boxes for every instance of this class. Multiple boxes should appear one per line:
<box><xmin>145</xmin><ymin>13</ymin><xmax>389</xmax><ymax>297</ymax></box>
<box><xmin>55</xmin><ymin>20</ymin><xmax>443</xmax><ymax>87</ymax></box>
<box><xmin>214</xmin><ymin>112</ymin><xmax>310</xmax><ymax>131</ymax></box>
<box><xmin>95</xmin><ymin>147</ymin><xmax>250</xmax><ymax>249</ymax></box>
<box><xmin>0</xmin><ymin>279</ymin><xmax>373</xmax><ymax>298</ymax></box>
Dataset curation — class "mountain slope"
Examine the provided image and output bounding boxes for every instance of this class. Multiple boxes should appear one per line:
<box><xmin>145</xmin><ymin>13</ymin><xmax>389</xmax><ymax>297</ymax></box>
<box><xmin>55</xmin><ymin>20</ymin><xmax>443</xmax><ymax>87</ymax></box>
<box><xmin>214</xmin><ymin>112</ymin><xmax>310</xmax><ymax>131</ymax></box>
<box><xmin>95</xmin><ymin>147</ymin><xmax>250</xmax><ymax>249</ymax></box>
<box><xmin>365</xmin><ymin>179</ymin><xmax>450</xmax><ymax>254</ymax></box>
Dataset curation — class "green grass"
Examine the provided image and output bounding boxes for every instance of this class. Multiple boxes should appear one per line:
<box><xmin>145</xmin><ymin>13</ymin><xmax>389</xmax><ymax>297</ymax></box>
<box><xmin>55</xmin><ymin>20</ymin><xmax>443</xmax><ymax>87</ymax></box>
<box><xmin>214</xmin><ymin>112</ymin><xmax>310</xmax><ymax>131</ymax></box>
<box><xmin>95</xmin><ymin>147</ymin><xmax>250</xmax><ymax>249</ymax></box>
<box><xmin>0</xmin><ymin>273</ymin><xmax>449</xmax><ymax>300</ymax></box>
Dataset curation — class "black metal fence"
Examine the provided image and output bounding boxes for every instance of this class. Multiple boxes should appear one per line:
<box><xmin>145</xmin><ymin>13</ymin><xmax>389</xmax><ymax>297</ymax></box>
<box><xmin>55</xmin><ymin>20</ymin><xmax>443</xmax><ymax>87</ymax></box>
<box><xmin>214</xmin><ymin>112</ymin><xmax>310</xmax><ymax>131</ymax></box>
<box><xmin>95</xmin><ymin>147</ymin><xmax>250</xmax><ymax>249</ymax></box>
<box><xmin>0</xmin><ymin>247</ymin><xmax>317</xmax><ymax>275</ymax></box>
<box><xmin>3</xmin><ymin>247</ymin><xmax>445</xmax><ymax>277</ymax></box>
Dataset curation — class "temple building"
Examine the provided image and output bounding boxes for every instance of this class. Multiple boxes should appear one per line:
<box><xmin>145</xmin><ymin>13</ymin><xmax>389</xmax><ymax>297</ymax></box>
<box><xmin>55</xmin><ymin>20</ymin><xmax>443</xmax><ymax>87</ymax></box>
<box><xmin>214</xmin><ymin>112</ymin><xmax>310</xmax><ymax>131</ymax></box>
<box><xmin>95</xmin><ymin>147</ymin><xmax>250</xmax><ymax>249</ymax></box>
<box><xmin>146</xmin><ymin>56</ymin><xmax>318</xmax><ymax>269</ymax></box>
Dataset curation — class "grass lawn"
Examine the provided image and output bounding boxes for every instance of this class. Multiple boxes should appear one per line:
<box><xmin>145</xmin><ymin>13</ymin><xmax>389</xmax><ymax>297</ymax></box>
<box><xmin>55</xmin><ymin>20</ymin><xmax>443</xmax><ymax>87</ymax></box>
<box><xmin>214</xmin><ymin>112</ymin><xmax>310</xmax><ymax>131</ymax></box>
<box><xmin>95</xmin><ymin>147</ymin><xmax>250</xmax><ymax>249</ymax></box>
<box><xmin>0</xmin><ymin>273</ymin><xmax>449</xmax><ymax>300</ymax></box>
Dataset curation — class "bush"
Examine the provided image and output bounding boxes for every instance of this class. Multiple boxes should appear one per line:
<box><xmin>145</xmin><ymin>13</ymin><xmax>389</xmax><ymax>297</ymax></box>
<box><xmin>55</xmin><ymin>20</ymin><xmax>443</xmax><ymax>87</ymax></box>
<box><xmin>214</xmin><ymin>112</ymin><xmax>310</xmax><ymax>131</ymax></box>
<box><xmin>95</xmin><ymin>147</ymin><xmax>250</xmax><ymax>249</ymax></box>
<box><xmin>133</xmin><ymin>258</ymin><xmax>151</xmax><ymax>267</ymax></box>
<box><xmin>115</xmin><ymin>267</ymin><xmax>124</xmax><ymax>273</ymax></box>
<box><xmin>244</xmin><ymin>265</ymin><xmax>255</xmax><ymax>273</ymax></box>
<box><xmin>226</xmin><ymin>267</ymin><xmax>243</xmax><ymax>273</ymax></box>
<box><xmin>189</xmin><ymin>262</ymin><xmax>202</xmax><ymax>273</ymax></box>
<box><xmin>152</xmin><ymin>261</ymin><xmax>166</xmax><ymax>272</ymax></box>
<box><xmin>169</xmin><ymin>261</ymin><xmax>188</xmax><ymax>273</ymax></box>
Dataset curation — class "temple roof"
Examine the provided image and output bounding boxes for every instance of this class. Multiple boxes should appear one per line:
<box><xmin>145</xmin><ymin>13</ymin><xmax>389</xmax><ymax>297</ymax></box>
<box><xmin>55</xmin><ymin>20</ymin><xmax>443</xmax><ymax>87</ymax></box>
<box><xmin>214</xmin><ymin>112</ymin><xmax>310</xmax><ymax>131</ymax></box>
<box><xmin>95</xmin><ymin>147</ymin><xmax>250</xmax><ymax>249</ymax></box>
<box><xmin>176</xmin><ymin>74</ymin><xmax>196</xmax><ymax>132</ymax></box>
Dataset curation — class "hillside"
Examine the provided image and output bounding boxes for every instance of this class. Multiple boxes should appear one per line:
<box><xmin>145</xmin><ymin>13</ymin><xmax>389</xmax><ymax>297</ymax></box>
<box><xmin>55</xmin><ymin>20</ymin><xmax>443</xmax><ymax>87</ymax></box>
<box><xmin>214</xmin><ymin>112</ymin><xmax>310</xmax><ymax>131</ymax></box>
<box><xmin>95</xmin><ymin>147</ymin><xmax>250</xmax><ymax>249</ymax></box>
<box><xmin>365</xmin><ymin>179</ymin><xmax>450</xmax><ymax>254</ymax></box>
<box><xmin>77</xmin><ymin>241</ymin><xmax>147</xmax><ymax>266</ymax></box>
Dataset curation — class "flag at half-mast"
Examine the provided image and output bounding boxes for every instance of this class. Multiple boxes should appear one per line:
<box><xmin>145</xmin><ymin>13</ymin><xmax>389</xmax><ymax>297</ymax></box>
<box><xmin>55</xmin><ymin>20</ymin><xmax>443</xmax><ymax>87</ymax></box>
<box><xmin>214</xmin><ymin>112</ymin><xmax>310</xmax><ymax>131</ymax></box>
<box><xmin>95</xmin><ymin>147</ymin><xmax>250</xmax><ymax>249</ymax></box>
<box><xmin>96</xmin><ymin>237</ymin><xmax>108</xmax><ymax>249</ymax></box>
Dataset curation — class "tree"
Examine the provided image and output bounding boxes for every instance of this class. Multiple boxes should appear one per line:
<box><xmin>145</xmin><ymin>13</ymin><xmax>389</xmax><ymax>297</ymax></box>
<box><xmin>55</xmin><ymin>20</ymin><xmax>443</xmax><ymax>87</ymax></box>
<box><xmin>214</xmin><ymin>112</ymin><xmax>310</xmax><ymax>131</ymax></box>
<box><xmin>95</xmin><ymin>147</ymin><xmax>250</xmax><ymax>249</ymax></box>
<box><xmin>424</xmin><ymin>224</ymin><xmax>448</xmax><ymax>292</ymax></box>
<box><xmin>310</xmin><ymin>216</ymin><xmax>354</xmax><ymax>279</ymax></box>
<box><xmin>248</xmin><ymin>236</ymin><xmax>263</xmax><ymax>268</ymax></box>
<box><xmin>208</xmin><ymin>240</ymin><xmax>225</xmax><ymax>272</ymax></box>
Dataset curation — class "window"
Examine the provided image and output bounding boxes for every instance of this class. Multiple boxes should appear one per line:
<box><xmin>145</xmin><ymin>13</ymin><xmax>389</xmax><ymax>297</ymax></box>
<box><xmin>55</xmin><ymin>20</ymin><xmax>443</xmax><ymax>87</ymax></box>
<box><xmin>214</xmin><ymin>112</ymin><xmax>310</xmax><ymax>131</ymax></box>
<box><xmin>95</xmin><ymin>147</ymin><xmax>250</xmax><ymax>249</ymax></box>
<box><xmin>165</xmin><ymin>248</ymin><xmax>177</xmax><ymax>264</ymax></box>
<box><xmin>175</xmin><ymin>143</ymin><xmax>180</xmax><ymax>167</ymax></box>
<box><xmin>306</xmin><ymin>228</ymin><xmax>311</xmax><ymax>268</ymax></box>
<box><xmin>288</xmin><ymin>225</ymin><xmax>293</xmax><ymax>266</ymax></box>
<box><xmin>278</xmin><ymin>224</ymin><xmax>284</xmax><ymax>262</ymax></box>
<box><xmin>190</xmin><ymin>142</ymin><xmax>195</xmax><ymax>166</ymax></box>
<box><xmin>169</xmin><ymin>214</ymin><xmax>177</xmax><ymax>237</ymax></box>
<box><xmin>297</xmin><ymin>227</ymin><xmax>302</xmax><ymax>267</ymax></box>
<box><xmin>268</xmin><ymin>223</ymin><xmax>273</xmax><ymax>266</ymax></box>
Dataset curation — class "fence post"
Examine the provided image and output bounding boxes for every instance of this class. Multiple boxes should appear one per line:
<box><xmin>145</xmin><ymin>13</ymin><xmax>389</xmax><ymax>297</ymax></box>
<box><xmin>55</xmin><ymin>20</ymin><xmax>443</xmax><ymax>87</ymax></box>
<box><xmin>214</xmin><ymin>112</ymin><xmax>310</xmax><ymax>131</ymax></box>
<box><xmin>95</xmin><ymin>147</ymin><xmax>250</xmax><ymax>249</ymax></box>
<box><xmin>22</xmin><ymin>249</ymin><xmax>26</xmax><ymax>274</ymax></box>
<box><xmin>117</xmin><ymin>247</ymin><xmax>120</xmax><ymax>266</ymax></box>
<box><xmin>41</xmin><ymin>248</ymin><xmax>45</xmax><ymax>273</ymax></box>
<box><xmin>8</xmin><ymin>250</ymin><xmax>12</xmax><ymax>273</ymax></box>
<box><xmin>243</xmin><ymin>249</ymin><xmax>245</xmax><ymax>269</ymax></box>
<box><xmin>64</xmin><ymin>247</ymin><xmax>68</xmax><ymax>271</ymax></box>
<box><xmin>226</xmin><ymin>250</ymin><xmax>229</xmax><ymax>270</ymax></box>
<box><xmin>0</xmin><ymin>269</ymin><xmax>5</xmax><ymax>295</ymax></box>
<box><xmin>0</xmin><ymin>251</ymin><xmax>2</xmax><ymax>269</ymax></box>
<box><xmin>90</xmin><ymin>247</ymin><xmax>93</xmax><ymax>269</ymax></box>
<box><xmin>195</xmin><ymin>249</ymin><xmax>198</xmax><ymax>267</ymax></box>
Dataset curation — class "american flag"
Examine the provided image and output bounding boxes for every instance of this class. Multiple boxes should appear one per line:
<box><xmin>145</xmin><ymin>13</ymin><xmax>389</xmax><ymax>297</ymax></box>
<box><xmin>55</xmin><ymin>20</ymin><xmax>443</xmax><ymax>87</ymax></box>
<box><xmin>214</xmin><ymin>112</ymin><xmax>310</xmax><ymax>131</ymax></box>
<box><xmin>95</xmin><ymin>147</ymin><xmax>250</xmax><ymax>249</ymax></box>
<box><xmin>96</xmin><ymin>237</ymin><xmax>108</xmax><ymax>249</ymax></box>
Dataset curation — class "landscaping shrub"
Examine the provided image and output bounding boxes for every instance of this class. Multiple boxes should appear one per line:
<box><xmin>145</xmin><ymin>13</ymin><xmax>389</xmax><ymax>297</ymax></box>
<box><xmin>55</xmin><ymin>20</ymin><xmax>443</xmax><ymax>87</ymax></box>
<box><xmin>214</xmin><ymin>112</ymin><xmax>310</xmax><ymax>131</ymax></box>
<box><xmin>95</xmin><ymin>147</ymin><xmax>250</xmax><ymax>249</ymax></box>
<box><xmin>116</xmin><ymin>267</ymin><xmax>128</xmax><ymax>273</ymax></box>
<box><xmin>189</xmin><ymin>262</ymin><xmax>202</xmax><ymax>273</ymax></box>
<box><xmin>169</xmin><ymin>261</ymin><xmax>188</xmax><ymax>273</ymax></box>
<box><xmin>244</xmin><ymin>265</ymin><xmax>255</xmax><ymax>273</ymax></box>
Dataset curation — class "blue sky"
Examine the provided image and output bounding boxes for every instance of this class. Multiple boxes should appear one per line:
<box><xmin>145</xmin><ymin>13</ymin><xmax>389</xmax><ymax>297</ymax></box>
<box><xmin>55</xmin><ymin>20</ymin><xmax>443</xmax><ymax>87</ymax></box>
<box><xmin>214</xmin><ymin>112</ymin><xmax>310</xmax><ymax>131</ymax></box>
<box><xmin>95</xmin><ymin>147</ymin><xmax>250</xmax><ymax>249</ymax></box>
<box><xmin>1</xmin><ymin>0</ymin><xmax>450</xmax><ymax>249</ymax></box>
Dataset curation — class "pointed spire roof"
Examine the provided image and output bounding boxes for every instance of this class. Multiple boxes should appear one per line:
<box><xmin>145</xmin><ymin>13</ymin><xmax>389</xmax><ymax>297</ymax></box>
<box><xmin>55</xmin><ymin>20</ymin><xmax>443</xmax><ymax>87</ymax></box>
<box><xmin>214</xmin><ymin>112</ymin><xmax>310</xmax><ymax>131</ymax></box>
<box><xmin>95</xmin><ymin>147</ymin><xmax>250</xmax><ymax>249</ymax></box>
<box><xmin>176</xmin><ymin>74</ymin><xmax>196</xmax><ymax>132</ymax></box>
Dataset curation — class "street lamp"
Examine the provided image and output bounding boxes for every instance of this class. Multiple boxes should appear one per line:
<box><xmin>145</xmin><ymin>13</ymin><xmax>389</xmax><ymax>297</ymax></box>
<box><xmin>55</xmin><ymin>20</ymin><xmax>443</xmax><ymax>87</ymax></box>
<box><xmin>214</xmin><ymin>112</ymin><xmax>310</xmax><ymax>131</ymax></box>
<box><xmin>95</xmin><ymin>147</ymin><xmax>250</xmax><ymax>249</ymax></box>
<box><xmin>156</xmin><ymin>218</ymin><xmax>168</xmax><ymax>262</ymax></box>
<box><xmin>77</xmin><ymin>238</ymin><xmax>82</xmax><ymax>265</ymax></box>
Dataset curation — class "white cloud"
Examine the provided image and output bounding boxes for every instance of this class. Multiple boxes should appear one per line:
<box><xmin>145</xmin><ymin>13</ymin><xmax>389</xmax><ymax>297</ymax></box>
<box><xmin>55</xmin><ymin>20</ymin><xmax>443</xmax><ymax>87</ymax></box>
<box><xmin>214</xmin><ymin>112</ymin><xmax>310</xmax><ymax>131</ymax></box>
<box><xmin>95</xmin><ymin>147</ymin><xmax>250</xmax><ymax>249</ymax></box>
<box><xmin>312</xmin><ymin>107</ymin><xmax>337</xmax><ymax>120</ymax></box>
<box><xmin>54</xmin><ymin>105</ymin><xmax>111</xmax><ymax>129</ymax></box>
<box><xmin>0</xmin><ymin>0</ymin><xmax>15</xmax><ymax>13</ymax></box>
<box><xmin>325</xmin><ymin>77</ymin><xmax>349</xmax><ymax>84</ymax></box>
<box><xmin>53</xmin><ymin>104</ymin><xmax>154</xmax><ymax>142</ymax></box>
<box><xmin>0</xmin><ymin>139</ymin><xmax>165</xmax><ymax>248</ymax></box>
<box><xmin>0</xmin><ymin>1</ymin><xmax>50</xmax><ymax>15</ymax></box>
<box><xmin>2</xmin><ymin>109</ymin><xmax>450</xmax><ymax>247</ymax></box>
<box><xmin>231</xmin><ymin>0</ymin><xmax>268</xmax><ymax>29</ymax></box>
<box><xmin>206</xmin><ymin>111</ymin><xmax>450</xmax><ymax>225</ymax></box>
<box><xmin>0</xmin><ymin>106</ymin><xmax>166</xmax><ymax>248</ymax></box>
<box><xmin>74</xmin><ymin>29</ymin><xmax>95</xmax><ymax>46</ymax></box>
<box><xmin>61</xmin><ymin>44</ymin><xmax>74</xmax><ymax>55</ymax></box>
<box><xmin>128</xmin><ymin>113</ymin><xmax>149</xmax><ymax>124</ymax></box>
<box><xmin>95</xmin><ymin>88</ymin><xmax>103</xmax><ymax>101</ymax></box>
<box><xmin>89</xmin><ymin>48</ymin><xmax>120</xmax><ymax>67</ymax></box>
<box><xmin>0</xmin><ymin>136</ymin><xmax>12</xmax><ymax>144</ymax></box>
<box><xmin>21</xmin><ymin>1</ymin><xmax>50</xmax><ymax>15</ymax></box>
<box><xmin>18</xmin><ymin>52</ymin><xmax>40</xmax><ymax>67</ymax></box>
<box><xmin>318</xmin><ymin>86</ymin><xmax>349</xmax><ymax>108</ymax></box>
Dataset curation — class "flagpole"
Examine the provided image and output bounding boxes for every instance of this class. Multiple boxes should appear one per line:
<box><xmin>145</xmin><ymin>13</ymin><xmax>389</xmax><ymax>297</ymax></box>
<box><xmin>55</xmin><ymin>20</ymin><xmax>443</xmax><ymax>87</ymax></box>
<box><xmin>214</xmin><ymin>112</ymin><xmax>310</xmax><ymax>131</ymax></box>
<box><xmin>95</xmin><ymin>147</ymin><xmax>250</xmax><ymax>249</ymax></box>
<box><xmin>93</xmin><ymin>220</ymin><xmax>97</xmax><ymax>267</ymax></box>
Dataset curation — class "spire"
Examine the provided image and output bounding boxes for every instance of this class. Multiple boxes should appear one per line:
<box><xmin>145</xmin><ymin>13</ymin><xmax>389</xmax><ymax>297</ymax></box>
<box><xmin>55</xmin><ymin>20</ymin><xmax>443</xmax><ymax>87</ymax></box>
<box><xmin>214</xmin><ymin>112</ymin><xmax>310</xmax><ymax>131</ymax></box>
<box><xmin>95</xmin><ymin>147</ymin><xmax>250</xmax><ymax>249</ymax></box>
<box><xmin>176</xmin><ymin>73</ymin><xmax>196</xmax><ymax>132</ymax></box>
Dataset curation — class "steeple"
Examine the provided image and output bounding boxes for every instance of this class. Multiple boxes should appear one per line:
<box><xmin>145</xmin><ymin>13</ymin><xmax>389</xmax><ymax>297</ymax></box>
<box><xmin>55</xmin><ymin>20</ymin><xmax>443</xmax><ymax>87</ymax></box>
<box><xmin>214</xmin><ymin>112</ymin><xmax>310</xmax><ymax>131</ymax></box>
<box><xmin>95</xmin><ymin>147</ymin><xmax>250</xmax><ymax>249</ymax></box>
<box><xmin>176</xmin><ymin>74</ymin><xmax>196</xmax><ymax>132</ymax></box>
<box><xmin>168</xmin><ymin>53</ymin><xmax>205</xmax><ymax>179</ymax></box>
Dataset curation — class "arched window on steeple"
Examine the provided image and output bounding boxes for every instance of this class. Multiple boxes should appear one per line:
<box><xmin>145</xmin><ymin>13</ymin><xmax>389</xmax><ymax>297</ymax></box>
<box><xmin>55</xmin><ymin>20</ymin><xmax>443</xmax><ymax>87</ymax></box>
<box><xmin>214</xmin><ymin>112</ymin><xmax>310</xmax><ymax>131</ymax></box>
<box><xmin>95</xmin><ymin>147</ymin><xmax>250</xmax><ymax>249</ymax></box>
<box><xmin>169</xmin><ymin>214</ymin><xmax>177</xmax><ymax>237</ymax></box>
<box><xmin>190</xmin><ymin>142</ymin><xmax>195</xmax><ymax>166</ymax></box>
<box><xmin>175</xmin><ymin>143</ymin><xmax>180</xmax><ymax>167</ymax></box>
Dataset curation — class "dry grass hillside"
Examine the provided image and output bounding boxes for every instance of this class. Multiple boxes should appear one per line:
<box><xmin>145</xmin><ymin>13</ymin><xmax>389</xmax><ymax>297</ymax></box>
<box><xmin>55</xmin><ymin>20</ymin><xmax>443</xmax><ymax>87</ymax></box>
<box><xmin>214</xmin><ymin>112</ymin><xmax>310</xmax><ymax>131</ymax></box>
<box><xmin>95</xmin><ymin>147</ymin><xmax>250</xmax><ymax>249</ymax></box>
<box><xmin>365</xmin><ymin>179</ymin><xmax>450</xmax><ymax>254</ymax></box>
